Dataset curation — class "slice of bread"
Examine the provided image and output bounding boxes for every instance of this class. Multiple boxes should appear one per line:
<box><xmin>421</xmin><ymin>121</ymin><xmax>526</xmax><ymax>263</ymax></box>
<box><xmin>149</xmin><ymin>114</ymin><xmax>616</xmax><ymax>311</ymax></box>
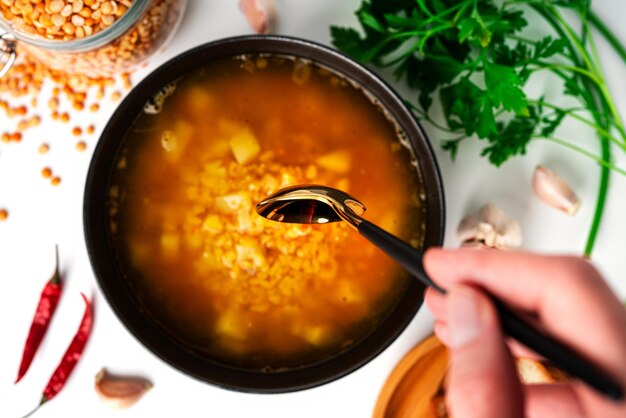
<box><xmin>516</xmin><ymin>357</ymin><xmax>557</xmax><ymax>383</ymax></box>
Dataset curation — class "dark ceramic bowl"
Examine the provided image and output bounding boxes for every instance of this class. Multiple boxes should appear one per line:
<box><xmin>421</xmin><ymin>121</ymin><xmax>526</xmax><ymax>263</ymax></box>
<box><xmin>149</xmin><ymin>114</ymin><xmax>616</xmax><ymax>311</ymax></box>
<box><xmin>84</xmin><ymin>35</ymin><xmax>445</xmax><ymax>393</ymax></box>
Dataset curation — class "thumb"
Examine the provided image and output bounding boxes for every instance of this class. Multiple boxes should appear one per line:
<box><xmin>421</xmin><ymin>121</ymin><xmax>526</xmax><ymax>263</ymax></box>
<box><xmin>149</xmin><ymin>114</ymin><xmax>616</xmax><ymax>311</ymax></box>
<box><xmin>446</xmin><ymin>285</ymin><xmax>524</xmax><ymax>418</ymax></box>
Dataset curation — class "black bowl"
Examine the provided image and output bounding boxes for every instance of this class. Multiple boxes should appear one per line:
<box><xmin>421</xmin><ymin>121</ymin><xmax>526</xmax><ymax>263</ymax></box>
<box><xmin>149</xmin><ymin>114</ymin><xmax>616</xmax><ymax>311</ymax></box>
<box><xmin>84</xmin><ymin>35</ymin><xmax>445</xmax><ymax>393</ymax></box>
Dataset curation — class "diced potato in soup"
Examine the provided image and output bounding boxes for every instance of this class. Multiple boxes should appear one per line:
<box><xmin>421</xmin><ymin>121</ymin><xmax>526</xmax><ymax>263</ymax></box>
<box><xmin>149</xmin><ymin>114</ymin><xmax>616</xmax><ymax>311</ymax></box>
<box><xmin>316</xmin><ymin>149</ymin><xmax>352</xmax><ymax>174</ymax></box>
<box><xmin>161</xmin><ymin>119</ymin><xmax>195</xmax><ymax>163</ymax></box>
<box><xmin>229</xmin><ymin>128</ymin><xmax>261</xmax><ymax>165</ymax></box>
<box><xmin>216</xmin><ymin>310</ymin><xmax>250</xmax><ymax>341</ymax></box>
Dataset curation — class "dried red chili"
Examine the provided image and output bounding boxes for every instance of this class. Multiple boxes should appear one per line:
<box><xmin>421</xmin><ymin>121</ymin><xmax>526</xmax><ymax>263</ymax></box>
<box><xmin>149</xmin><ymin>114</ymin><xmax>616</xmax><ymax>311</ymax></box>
<box><xmin>41</xmin><ymin>292</ymin><xmax>93</xmax><ymax>404</ymax></box>
<box><xmin>15</xmin><ymin>246</ymin><xmax>62</xmax><ymax>383</ymax></box>
<box><xmin>19</xmin><ymin>293</ymin><xmax>93</xmax><ymax>418</ymax></box>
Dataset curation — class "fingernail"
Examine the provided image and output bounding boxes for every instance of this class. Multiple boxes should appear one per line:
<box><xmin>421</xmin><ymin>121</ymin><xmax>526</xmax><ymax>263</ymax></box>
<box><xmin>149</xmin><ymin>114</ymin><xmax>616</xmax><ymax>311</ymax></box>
<box><xmin>448</xmin><ymin>287</ymin><xmax>483</xmax><ymax>348</ymax></box>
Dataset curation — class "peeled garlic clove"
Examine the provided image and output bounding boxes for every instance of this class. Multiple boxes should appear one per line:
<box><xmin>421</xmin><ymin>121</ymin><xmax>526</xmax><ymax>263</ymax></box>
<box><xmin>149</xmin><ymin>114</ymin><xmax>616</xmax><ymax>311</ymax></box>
<box><xmin>457</xmin><ymin>204</ymin><xmax>522</xmax><ymax>250</ymax></box>
<box><xmin>240</xmin><ymin>0</ymin><xmax>277</xmax><ymax>34</ymax></box>
<box><xmin>532</xmin><ymin>165</ymin><xmax>580</xmax><ymax>215</ymax></box>
<box><xmin>95</xmin><ymin>368</ymin><xmax>152</xmax><ymax>411</ymax></box>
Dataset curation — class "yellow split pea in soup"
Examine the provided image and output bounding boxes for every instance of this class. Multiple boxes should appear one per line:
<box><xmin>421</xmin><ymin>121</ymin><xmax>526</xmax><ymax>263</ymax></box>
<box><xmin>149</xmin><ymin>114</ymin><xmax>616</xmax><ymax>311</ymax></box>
<box><xmin>108</xmin><ymin>55</ymin><xmax>426</xmax><ymax>369</ymax></box>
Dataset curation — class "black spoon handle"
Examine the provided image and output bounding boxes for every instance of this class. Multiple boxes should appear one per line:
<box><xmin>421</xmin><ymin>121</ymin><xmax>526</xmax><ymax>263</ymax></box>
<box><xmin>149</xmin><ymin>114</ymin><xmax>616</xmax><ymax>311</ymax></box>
<box><xmin>357</xmin><ymin>218</ymin><xmax>624</xmax><ymax>401</ymax></box>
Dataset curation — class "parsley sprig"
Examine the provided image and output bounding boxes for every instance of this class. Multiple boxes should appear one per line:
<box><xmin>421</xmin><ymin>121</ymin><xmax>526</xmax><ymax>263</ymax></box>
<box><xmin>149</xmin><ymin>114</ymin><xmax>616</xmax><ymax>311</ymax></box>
<box><xmin>331</xmin><ymin>0</ymin><xmax>626</xmax><ymax>256</ymax></box>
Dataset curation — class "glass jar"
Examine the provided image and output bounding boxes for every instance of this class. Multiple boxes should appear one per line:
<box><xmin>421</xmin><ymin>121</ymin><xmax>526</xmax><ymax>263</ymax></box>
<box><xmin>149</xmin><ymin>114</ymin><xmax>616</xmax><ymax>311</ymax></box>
<box><xmin>0</xmin><ymin>0</ymin><xmax>187</xmax><ymax>78</ymax></box>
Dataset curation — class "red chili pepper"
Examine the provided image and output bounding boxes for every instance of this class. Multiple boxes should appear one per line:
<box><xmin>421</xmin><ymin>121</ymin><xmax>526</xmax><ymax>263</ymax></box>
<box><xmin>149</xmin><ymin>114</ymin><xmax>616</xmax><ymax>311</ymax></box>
<box><xmin>15</xmin><ymin>246</ymin><xmax>62</xmax><ymax>383</ymax></box>
<box><xmin>41</xmin><ymin>292</ymin><xmax>93</xmax><ymax>404</ymax></box>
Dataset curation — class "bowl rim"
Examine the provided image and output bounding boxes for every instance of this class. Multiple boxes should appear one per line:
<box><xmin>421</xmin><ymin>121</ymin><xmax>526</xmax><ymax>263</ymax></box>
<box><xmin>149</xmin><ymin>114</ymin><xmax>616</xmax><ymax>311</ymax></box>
<box><xmin>83</xmin><ymin>34</ymin><xmax>446</xmax><ymax>393</ymax></box>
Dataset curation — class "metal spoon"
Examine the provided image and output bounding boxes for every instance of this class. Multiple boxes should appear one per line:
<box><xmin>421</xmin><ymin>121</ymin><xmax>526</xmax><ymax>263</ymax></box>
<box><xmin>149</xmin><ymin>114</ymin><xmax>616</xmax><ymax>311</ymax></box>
<box><xmin>256</xmin><ymin>184</ymin><xmax>444</xmax><ymax>293</ymax></box>
<box><xmin>256</xmin><ymin>184</ymin><xmax>624</xmax><ymax>401</ymax></box>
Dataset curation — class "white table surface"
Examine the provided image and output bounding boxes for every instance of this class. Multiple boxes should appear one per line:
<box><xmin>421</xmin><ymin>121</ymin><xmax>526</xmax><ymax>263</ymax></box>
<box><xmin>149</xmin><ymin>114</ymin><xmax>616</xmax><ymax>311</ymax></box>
<box><xmin>1</xmin><ymin>1</ymin><xmax>625</xmax><ymax>417</ymax></box>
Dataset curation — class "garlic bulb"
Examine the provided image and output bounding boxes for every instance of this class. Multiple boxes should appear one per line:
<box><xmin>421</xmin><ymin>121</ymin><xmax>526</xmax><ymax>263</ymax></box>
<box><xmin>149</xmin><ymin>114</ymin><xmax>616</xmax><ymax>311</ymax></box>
<box><xmin>95</xmin><ymin>368</ymin><xmax>152</xmax><ymax>411</ymax></box>
<box><xmin>240</xmin><ymin>0</ymin><xmax>277</xmax><ymax>34</ymax></box>
<box><xmin>532</xmin><ymin>165</ymin><xmax>580</xmax><ymax>215</ymax></box>
<box><xmin>457</xmin><ymin>204</ymin><xmax>522</xmax><ymax>249</ymax></box>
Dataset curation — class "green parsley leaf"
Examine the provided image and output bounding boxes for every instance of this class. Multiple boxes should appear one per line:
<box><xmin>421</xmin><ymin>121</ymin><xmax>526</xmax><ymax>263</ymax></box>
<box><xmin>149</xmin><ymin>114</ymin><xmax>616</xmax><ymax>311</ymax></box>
<box><xmin>477</xmin><ymin>97</ymin><xmax>497</xmax><ymax>138</ymax></box>
<box><xmin>330</xmin><ymin>27</ymin><xmax>364</xmax><ymax>60</ymax></box>
<box><xmin>482</xmin><ymin>112</ymin><xmax>536</xmax><ymax>166</ymax></box>
<box><xmin>533</xmin><ymin>36</ymin><xmax>567</xmax><ymax>60</ymax></box>
<box><xmin>457</xmin><ymin>18</ymin><xmax>479</xmax><ymax>43</ymax></box>
<box><xmin>457</xmin><ymin>14</ymin><xmax>491</xmax><ymax>47</ymax></box>
<box><xmin>441</xmin><ymin>138</ymin><xmax>462</xmax><ymax>160</ymax></box>
<box><xmin>483</xmin><ymin>62</ymin><xmax>528</xmax><ymax>112</ymax></box>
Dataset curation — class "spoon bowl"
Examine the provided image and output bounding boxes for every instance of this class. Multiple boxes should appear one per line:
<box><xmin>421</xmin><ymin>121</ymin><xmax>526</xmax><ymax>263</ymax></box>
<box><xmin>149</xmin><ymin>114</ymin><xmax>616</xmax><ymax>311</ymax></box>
<box><xmin>256</xmin><ymin>184</ymin><xmax>366</xmax><ymax>227</ymax></box>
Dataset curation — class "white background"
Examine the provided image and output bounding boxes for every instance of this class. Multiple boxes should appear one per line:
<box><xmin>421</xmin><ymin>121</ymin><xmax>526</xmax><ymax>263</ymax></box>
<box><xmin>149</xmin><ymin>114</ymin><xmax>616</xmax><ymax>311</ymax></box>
<box><xmin>1</xmin><ymin>1</ymin><xmax>625</xmax><ymax>417</ymax></box>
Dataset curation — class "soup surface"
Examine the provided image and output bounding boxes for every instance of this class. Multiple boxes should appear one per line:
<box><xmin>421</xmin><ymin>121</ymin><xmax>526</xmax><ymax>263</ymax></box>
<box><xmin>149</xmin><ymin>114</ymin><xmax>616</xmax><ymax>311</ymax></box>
<box><xmin>108</xmin><ymin>55</ymin><xmax>426</xmax><ymax>369</ymax></box>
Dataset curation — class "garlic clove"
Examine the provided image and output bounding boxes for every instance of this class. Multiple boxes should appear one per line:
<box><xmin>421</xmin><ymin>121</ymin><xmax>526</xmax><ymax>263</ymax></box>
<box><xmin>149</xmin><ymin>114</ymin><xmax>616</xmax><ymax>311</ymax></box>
<box><xmin>457</xmin><ymin>213</ymin><xmax>481</xmax><ymax>244</ymax></box>
<box><xmin>239</xmin><ymin>0</ymin><xmax>277</xmax><ymax>34</ymax></box>
<box><xmin>95</xmin><ymin>368</ymin><xmax>152</xmax><ymax>411</ymax></box>
<box><xmin>532</xmin><ymin>165</ymin><xmax>580</xmax><ymax>215</ymax></box>
<box><xmin>475</xmin><ymin>221</ymin><xmax>498</xmax><ymax>247</ymax></box>
<box><xmin>494</xmin><ymin>218</ymin><xmax>523</xmax><ymax>249</ymax></box>
<box><xmin>457</xmin><ymin>204</ymin><xmax>522</xmax><ymax>250</ymax></box>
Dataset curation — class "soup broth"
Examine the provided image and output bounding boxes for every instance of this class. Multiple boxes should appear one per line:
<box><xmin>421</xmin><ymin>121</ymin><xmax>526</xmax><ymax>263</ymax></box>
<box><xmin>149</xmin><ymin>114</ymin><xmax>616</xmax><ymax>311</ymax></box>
<box><xmin>108</xmin><ymin>55</ymin><xmax>426</xmax><ymax>369</ymax></box>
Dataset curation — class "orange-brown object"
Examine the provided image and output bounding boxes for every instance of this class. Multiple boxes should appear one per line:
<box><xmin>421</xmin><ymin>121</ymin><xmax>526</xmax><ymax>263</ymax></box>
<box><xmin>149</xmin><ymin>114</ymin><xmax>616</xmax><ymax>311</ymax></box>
<box><xmin>122</xmin><ymin>72</ymin><xmax>132</xmax><ymax>90</ymax></box>
<box><xmin>76</xmin><ymin>141</ymin><xmax>87</xmax><ymax>151</ymax></box>
<box><xmin>373</xmin><ymin>335</ymin><xmax>449</xmax><ymax>418</ymax></box>
<box><xmin>95</xmin><ymin>368</ymin><xmax>152</xmax><ymax>410</ymax></box>
<box><xmin>0</xmin><ymin>208</ymin><xmax>8</xmax><ymax>221</ymax></box>
<box><xmin>48</xmin><ymin>98</ymin><xmax>59</xmax><ymax>110</ymax></box>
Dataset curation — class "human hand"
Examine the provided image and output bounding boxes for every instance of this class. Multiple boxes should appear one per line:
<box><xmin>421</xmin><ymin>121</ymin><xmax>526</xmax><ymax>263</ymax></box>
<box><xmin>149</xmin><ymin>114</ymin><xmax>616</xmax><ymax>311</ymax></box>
<box><xmin>424</xmin><ymin>248</ymin><xmax>626</xmax><ymax>418</ymax></box>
